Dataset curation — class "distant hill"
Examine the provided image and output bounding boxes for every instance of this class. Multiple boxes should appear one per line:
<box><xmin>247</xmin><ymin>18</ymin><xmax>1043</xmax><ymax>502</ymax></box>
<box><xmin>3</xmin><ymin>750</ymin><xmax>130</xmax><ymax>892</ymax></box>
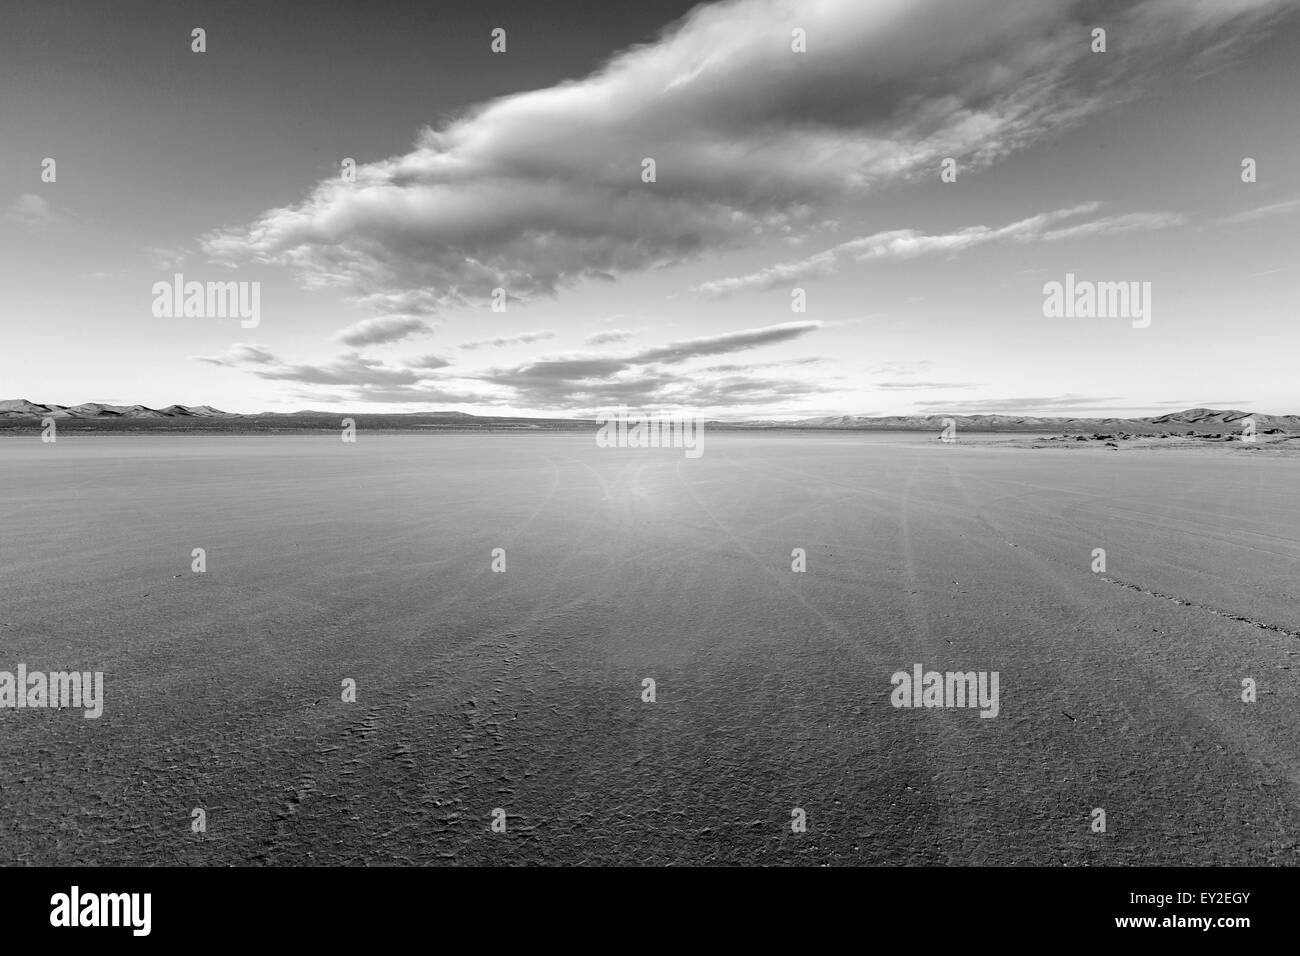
<box><xmin>1</xmin><ymin>401</ymin><xmax>1296</xmax><ymax>434</ymax></box>
<box><xmin>0</xmin><ymin>400</ymin><xmax>235</xmax><ymax>420</ymax></box>
<box><xmin>0</xmin><ymin>400</ymin><xmax>578</xmax><ymax>432</ymax></box>
<box><xmin>754</xmin><ymin>408</ymin><xmax>1300</xmax><ymax>433</ymax></box>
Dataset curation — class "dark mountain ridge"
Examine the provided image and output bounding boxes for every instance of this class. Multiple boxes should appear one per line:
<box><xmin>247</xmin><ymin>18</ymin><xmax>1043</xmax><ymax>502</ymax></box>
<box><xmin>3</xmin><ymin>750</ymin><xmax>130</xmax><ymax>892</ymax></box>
<box><xmin>1</xmin><ymin>400</ymin><xmax>1295</xmax><ymax>434</ymax></box>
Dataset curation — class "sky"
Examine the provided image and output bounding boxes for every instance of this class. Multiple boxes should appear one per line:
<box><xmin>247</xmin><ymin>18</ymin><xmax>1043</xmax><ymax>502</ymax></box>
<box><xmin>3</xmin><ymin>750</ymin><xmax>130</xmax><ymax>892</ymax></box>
<box><xmin>2</xmin><ymin>0</ymin><xmax>1298</xmax><ymax>419</ymax></box>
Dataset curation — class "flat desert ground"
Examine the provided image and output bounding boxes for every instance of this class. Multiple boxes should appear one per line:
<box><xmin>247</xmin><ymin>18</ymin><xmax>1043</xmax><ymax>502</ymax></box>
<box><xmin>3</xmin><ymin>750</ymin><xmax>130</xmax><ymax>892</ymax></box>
<box><xmin>1</xmin><ymin>432</ymin><xmax>1298</xmax><ymax>865</ymax></box>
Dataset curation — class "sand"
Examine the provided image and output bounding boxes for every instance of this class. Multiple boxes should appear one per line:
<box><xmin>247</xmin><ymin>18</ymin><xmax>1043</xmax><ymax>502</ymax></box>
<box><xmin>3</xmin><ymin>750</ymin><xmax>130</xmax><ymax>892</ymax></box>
<box><xmin>1</xmin><ymin>432</ymin><xmax>1298</xmax><ymax>865</ymax></box>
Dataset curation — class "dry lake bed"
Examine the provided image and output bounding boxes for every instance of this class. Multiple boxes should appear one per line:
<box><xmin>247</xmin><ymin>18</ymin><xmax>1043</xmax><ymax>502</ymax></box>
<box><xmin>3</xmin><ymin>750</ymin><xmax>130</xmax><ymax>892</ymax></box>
<box><xmin>1</xmin><ymin>432</ymin><xmax>1298</xmax><ymax>865</ymax></box>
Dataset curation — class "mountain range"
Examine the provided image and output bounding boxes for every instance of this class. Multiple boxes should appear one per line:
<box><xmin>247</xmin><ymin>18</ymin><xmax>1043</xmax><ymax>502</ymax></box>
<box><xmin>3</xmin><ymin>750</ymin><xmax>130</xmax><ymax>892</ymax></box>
<box><xmin>0</xmin><ymin>400</ymin><xmax>231</xmax><ymax>419</ymax></box>
<box><xmin>1</xmin><ymin>401</ymin><xmax>1296</xmax><ymax>433</ymax></box>
<box><xmin>761</xmin><ymin>407</ymin><xmax>1300</xmax><ymax>432</ymax></box>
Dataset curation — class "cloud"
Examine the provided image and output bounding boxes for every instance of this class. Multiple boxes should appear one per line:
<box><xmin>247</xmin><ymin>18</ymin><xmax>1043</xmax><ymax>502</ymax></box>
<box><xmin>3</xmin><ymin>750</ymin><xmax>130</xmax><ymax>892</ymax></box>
<box><xmin>199</xmin><ymin>344</ymin><xmax>423</xmax><ymax>387</ymax></box>
<box><xmin>477</xmin><ymin>320</ymin><xmax>826</xmax><ymax>409</ymax></box>
<box><xmin>252</xmin><ymin>355</ymin><xmax>421</xmax><ymax>387</ymax></box>
<box><xmin>334</xmin><ymin>315</ymin><xmax>432</xmax><ymax>346</ymax></box>
<box><xmin>878</xmin><ymin>381</ymin><xmax>974</xmax><ymax>390</ymax></box>
<box><xmin>144</xmin><ymin>246</ymin><xmax>190</xmax><ymax>270</ymax></box>
<box><xmin>910</xmin><ymin>394</ymin><xmax>1124</xmax><ymax>414</ymax></box>
<box><xmin>694</xmin><ymin>203</ymin><xmax>1184</xmax><ymax>296</ymax></box>
<box><xmin>702</xmin><ymin>357</ymin><xmax>823</xmax><ymax>373</ymax></box>
<box><xmin>197</xmin><ymin>343</ymin><xmax>279</xmax><ymax>366</ymax></box>
<box><xmin>1217</xmin><ymin>197</ymin><xmax>1300</xmax><ymax>225</ymax></box>
<box><xmin>458</xmin><ymin>330</ymin><xmax>557</xmax><ymax>350</ymax></box>
<box><xmin>323</xmin><ymin>384</ymin><xmax>494</xmax><ymax>404</ymax></box>
<box><xmin>5</xmin><ymin>193</ymin><xmax>78</xmax><ymax>230</ymax></box>
<box><xmin>869</xmin><ymin>360</ymin><xmax>933</xmax><ymax>375</ymax></box>
<box><xmin>200</xmin><ymin>0</ymin><xmax>1287</xmax><ymax>311</ymax></box>
<box><xmin>202</xmin><ymin>320</ymin><xmax>825</xmax><ymax>411</ymax></box>
<box><xmin>1038</xmin><ymin>211</ymin><xmax>1186</xmax><ymax>242</ymax></box>
<box><xmin>584</xmin><ymin>329</ymin><xmax>636</xmax><ymax>345</ymax></box>
<box><xmin>630</xmin><ymin>321</ymin><xmax>820</xmax><ymax>363</ymax></box>
<box><xmin>196</xmin><ymin>321</ymin><xmax>827</xmax><ymax>411</ymax></box>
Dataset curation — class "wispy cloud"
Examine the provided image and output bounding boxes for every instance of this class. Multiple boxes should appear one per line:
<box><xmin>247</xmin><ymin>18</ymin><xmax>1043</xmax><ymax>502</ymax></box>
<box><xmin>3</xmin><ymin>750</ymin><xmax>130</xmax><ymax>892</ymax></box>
<box><xmin>694</xmin><ymin>204</ymin><xmax>1184</xmax><ymax>296</ymax></box>
<box><xmin>334</xmin><ymin>316</ymin><xmax>432</xmax><ymax>347</ymax></box>
<box><xmin>201</xmin><ymin>320</ymin><xmax>829</xmax><ymax>411</ymax></box>
<box><xmin>584</xmin><ymin>329</ymin><xmax>636</xmax><ymax>346</ymax></box>
<box><xmin>869</xmin><ymin>360</ymin><xmax>933</xmax><ymax>376</ymax></box>
<box><xmin>458</xmin><ymin>330</ymin><xmax>557</xmax><ymax>350</ymax></box>
<box><xmin>405</xmin><ymin>354</ymin><xmax>452</xmax><ymax>370</ymax></box>
<box><xmin>143</xmin><ymin>246</ymin><xmax>190</xmax><ymax>270</ymax></box>
<box><xmin>630</xmin><ymin>321</ymin><xmax>821</xmax><ymax>364</ymax></box>
<box><xmin>201</xmin><ymin>345</ymin><xmax>422</xmax><ymax>387</ymax></box>
<box><xmin>1217</xmin><ymin>197</ymin><xmax>1300</xmax><ymax>225</ymax></box>
<box><xmin>197</xmin><ymin>343</ymin><xmax>278</xmax><ymax>366</ymax></box>
<box><xmin>5</xmin><ymin>193</ymin><xmax>79</xmax><ymax>230</ymax></box>
<box><xmin>911</xmin><ymin>394</ymin><xmax>1125</xmax><ymax>414</ymax></box>
<box><xmin>476</xmin><ymin>321</ymin><xmax>826</xmax><ymax>409</ymax></box>
<box><xmin>878</xmin><ymin>382</ymin><xmax>975</xmax><ymax>390</ymax></box>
